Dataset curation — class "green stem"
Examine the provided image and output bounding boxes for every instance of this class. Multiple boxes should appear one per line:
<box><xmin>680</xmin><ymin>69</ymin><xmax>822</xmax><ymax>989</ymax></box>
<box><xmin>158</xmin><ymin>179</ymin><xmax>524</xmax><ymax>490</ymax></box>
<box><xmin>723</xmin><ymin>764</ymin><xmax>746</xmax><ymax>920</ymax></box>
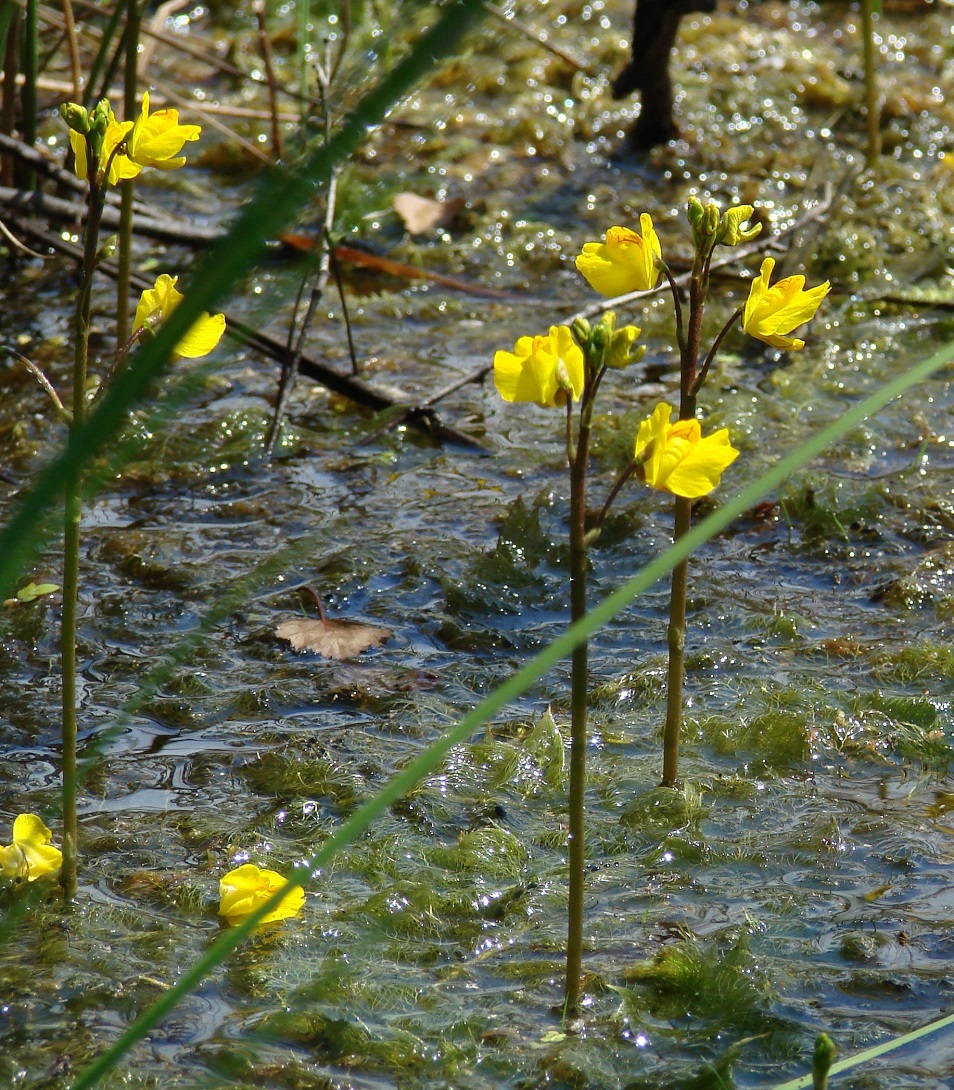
<box><xmin>61</xmin><ymin>165</ymin><xmax>106</xmax><ymax>901</ymax></box>
<box><xmin>661</xmin><ymin>249</ymin><xmax>709</xmax><ymax>787</ymax></box>
<box><xmin>661</xmin><ymin>495</ymin><xmax>690</xmax><ymax>787</ymax></box>
<box><xmin>564</xmin><ymin>391</ymin><xmax>593</xmax><ymax>1020</ymax></box>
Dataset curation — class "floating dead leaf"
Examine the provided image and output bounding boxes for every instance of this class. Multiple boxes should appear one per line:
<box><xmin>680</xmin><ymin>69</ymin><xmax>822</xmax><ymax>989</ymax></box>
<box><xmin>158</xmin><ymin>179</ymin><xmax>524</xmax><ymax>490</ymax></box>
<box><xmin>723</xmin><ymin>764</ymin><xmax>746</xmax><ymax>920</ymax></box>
<box><xmin>393</xmin><ymin>192</ymin><xmax>465</xmax><ymax>235</ymax></box>
<box><xmin>276</xmin><ymin>616</ymin><xmax>391</xmax><ymax>660</ymax></box>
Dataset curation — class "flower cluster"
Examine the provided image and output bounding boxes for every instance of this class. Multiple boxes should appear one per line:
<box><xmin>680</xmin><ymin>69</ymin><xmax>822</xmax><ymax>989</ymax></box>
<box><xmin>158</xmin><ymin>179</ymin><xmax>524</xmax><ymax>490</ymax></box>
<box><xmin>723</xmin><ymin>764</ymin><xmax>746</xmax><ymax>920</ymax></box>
<box><xmin>219</xmin><ymin>863</ymin><xmax>305</xmax><ymax>927</ymax></box>
<box><xmin>492</xmin><ymin>200</ymin><xmax>831</xmax><ymax>499</ymax></box>
<box><xmin>63</xmin><ymin>93</ymin><xmax>200</xmax><ymax>187</ymax></box>
<box><xmin>0</xmin><ymin>814</ymin><xmax>63</xmax><ymax>881</ymax></box>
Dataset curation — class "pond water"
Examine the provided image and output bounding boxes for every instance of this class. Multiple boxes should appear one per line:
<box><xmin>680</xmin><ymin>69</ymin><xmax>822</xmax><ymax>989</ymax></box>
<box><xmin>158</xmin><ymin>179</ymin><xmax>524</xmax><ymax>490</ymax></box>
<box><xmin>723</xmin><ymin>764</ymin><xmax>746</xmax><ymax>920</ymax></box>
<box><xmin>3</xmin><ymin>1</ymin><xmax>954</xmax><ymax>1087</ymax></box>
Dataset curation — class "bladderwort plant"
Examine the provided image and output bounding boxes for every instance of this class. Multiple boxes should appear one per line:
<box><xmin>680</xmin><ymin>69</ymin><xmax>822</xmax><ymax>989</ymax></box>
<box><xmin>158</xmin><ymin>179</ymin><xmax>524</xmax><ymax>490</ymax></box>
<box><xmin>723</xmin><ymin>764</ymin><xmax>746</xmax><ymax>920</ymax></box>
<box><xmin>19</xmin><ymin>94</ymin><xmax>226</xmax><ymax>899</ymax></box>
<box><xmin>493</xmin><ymin>199</ymin><xmax>829</xmax><ymax>1018</ymax></box>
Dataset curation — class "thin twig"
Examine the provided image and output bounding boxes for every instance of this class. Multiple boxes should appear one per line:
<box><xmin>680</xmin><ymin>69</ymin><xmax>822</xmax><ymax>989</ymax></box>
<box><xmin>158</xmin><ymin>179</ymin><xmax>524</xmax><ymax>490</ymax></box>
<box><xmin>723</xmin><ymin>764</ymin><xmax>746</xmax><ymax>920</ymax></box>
<box><xmin>482</xmin><ymin>0</ymin><xmax>589</xmax><ymax>72</ymax></box>
<box><xmin>0</xmin><ymin>213</ymin><xmax>44</xmax><ymax>257</ymax></box>
<box><xmin>328</xmin><ymin>242</ymin><xmax>359</xmax><ymax>375</ymax></box>
<box><xmin>60</xmin><ymin>0</ymin><xmax>83</xmax><ymax>98</ymax></box>
<box><xmin>253</xmin><ymin>0</ymin><xmax>284</xmax><ymax>159</ymax></box>
<box><xmin>7</xmin><ymin>347</ymin><xmax>71</xmax><ymax>423</ymax></box>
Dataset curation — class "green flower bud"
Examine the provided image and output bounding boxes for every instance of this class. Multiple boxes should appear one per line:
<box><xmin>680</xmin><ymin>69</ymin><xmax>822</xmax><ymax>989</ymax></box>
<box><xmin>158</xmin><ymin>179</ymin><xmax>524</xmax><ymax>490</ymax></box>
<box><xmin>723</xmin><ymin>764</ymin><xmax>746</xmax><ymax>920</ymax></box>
<box><xmin>812</xmin><ymin>1033</ymin><xmax>836</xmax><ymax>1088</ymax></box>
<box><xmin>687</xmin><ymin>195</ymin><xmax>705</xmax><ymax>228</ymax></box>
<box><xmin>571</xmin><ymin>316</ymin><xmax>591</xmax><ymax>348</ymax></box>
<box><xmin>702</xmin><ymin>202</ymin><xmax>720</xmax><ymax>238</ymax></box>
<box><xmin>98</xmin><ymin>235</ymin><xmax>118</xmax><ymax>262</ymax></box>
<box><xmin>60</xmin><ymin>102</ymin><xmax>89</xmax><ymax>135</ymax></box>
<box><xmin>588</xmin><ymin>316</ymin><xmax>612</xmax><ymax>366</ymax></box>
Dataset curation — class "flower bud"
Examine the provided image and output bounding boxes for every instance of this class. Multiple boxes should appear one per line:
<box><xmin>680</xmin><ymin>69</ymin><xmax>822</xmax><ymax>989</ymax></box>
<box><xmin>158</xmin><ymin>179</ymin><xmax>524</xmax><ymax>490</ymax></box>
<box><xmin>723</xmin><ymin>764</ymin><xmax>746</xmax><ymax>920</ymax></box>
<box><xmin>687</xmin><ymin>196</ymin><xmax>705</xmax><ymax>228</ymax></box>
<box><xmin>588</xmin><ymin>313</ymin><xmax>613</xmax><ymax>366</ymax></box>
<box><xmin>689</xmin><ymin>199</ymin><xmax>721</xmax><ymax>253</ymax></box>
<box><xmin>571</xmin><ymin>316</ymin><xmax>591</xmax><ymax>348</ymax></box>
<box><xmin>98</xmin><ymin>235</ymin><xmax>118</xmax><ymax>262</ymax></box>
<box><xmin>60</xmin><ymin>102</ymin><xmax>89</xmax><ymax>135</ymax></box>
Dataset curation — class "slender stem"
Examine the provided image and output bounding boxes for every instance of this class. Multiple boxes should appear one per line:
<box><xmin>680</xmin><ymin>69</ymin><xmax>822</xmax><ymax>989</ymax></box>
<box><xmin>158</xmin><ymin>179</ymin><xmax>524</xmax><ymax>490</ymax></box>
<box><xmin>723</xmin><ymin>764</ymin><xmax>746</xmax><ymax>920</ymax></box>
<box><xmin>691</xmin><ymin>308</ymin><xmax>741</xmax><ymax>399</ymax></box>
<box><xmin>661</xmin><ymin>245</ymin><xmax>710</xmax><ymax>787</ymax></box>
<box><xmin>61</xmin><ymin>163</ymin><xmax>106</xmax><ymax>901</ymax></box>
<box><xmin>564</xmin><ymin>395</ymin><xmax>574</xmax><ymax>468</ymax></box>
<box><xmin>564</xmin><ymin>398</ymin><xmax>591</xmax><ymax>1020</ymax></box>
<box><xmin>595</xmin><ymin>459</ymin><xmax>639</xmax><ymax>530</ymax></box>
<box><xmin>661</xmin><ymin>495</ymin><xmax>691</xmax><ymax>787</ymax></box>
<box><xmin>61</xmin><ymin>0</ymin><xmax>82</xmax><ymax>100</ymax></box>
<box><xmin>254</xmin><ymin>0</ymin><xmax>284</xmax><ymax>159</ymax></box>
<box><xmin>21</xmin><ymin>0</ymin><xmax>37</xmax><ymax>185</ymax></box>
<box><xmin>664</xmin><ymin>266</ymin><xmax>686</xmax><ymax>358</ymax></box>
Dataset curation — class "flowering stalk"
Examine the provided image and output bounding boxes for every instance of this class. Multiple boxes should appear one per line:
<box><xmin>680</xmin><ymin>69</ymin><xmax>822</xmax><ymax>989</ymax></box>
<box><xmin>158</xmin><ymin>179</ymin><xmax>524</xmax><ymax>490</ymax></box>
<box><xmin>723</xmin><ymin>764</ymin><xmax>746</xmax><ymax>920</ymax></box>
<box><xmin>496</xmin><ymin>201</ymin><xmax>827</xmax><ymax>1014</ymax></box>
<box><xmin>494</xmin><ymin>316</ymin><xmax>640</xmax><ymax>1019</ymax></box>
<box><xmin>660</xmin><ymin>202</ymin><xmax>713</xmax><ymax>786</ymax></box>
<box><xmin>576</xmin><ymin>202</ymin><xmax>828</xmax><ymax>789</ymax></box>
<box><xmin>60</xmin><ymin>117</ymin><xmax>110</xmax><ymax>900</ymax></box>
<box><xmin>55</xmin><ymin>96</ymin><xmax>215</xmax><ymax>899</ymax></box>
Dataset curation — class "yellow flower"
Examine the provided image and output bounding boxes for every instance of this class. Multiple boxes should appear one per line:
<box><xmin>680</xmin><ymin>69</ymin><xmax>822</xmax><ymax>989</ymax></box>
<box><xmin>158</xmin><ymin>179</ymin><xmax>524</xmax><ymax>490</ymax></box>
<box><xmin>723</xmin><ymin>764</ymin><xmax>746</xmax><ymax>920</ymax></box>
<box><xmin>133</xmin><ymin>274</ymin><xmax>226</xmax><ymax>359</ymax></box>
<box><xmin>494</xmin><ymin>325</ymin><xmax>585</xmax><ymax>408</ymax></box>
<box><xmin>68</xmin><ymin>105</ymin><xmax>138</xmax><ymax>186</ymax></box>
<box><xmin>219</xmin><ymin>863</ymin><xmax>305</xmax><ymax>927</ymax></box>
<box><xmin>634</xmin><ymin>403</ymin><xmax>739</xmax><ymax>499</ymax></box>
<box><xmin>0</xmin><ymin>814</ymin><xmax>63</xmax><ymax>881</ymax></box>
<box><xmin>575</xmin><ymin>215</ymin><xmax>662</xmax><ymax>296</ymax></box>
<box><xmin>718</xmin><ymin>204</ymin><xmax>762</xmax><ymax>246</ymax></box>
<box><xmin>126</xmin><ymin>92</ymin><xmax>201</xmax><ymax>170</ymax></box>
<box><xmin>742</xmin><ymin>257</ymin><xmax>830</xmax><ymax>351</ymax></box>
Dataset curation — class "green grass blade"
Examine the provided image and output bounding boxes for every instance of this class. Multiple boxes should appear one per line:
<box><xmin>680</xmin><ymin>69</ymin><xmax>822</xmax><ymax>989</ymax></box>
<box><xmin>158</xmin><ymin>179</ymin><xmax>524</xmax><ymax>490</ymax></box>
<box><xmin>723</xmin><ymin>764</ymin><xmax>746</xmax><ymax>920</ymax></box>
<box><xmin>0</xmin><ymin>0</ymin><xmax>488</xmax><ymax>601</ymax></box>
<box><xmin>68</xmin><ymin>337</ymin><xmax>954</xmax><ymax>1088</ymax></box>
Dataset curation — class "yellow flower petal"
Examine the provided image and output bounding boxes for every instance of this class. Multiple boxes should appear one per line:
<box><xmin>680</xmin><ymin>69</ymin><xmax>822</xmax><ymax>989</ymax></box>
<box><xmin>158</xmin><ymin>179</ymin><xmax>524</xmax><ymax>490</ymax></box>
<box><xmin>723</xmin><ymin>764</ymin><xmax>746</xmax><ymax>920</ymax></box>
<box><xmin>133</xmin><ymin>274</ymin><xmax>225</xmax><ymax>360</ymax></box>
<box><xmin>127</xmin><ymin>92</ymin><xmax>200</xmax><ymax>170</ymax></box>
<box><xmin>493</xmin><ymin>325</ymin><xmax>584</xmax><ymax>408</ymax></box>
<box><xmin>68</xmin><ymin>111</ymin><xmax>137</xmax><ymax>185</ymax></box>
<box><xmin>219</xmin><ymin>863</ymin><xmax>305</xmax><ymax>927</ymax></box>
<box><xmin>575</xmin><ymin>215</ymin><xmax>662</xmax><ymax>296</ymax></box>
<box><xmin>0</xmin><ymin>813</ymin><xmax>62</xmax><ymax>881</ymax></box>
<box><xmin>634</xmin><ymin>403</ymin><xmax>739</xmax><ymax>499</ymax></box>
<box><xmin>742</xmin><ymin>257</ymin><xmax>830</xmax><ymax>351</ymax></box>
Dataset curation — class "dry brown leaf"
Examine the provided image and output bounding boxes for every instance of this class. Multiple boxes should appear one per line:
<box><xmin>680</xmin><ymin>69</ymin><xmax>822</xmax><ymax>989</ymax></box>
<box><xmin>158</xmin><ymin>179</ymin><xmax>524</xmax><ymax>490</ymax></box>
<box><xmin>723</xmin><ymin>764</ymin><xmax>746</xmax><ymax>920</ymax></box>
<box><xmin>276</xmin><ymin>616</ymin><xmax>392</xmax><ymax>660</ymax></box>
<box><xmin>393</xmin><ymin>192</ymin><xmax>464</xmax><ymax>235</ymax></box>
